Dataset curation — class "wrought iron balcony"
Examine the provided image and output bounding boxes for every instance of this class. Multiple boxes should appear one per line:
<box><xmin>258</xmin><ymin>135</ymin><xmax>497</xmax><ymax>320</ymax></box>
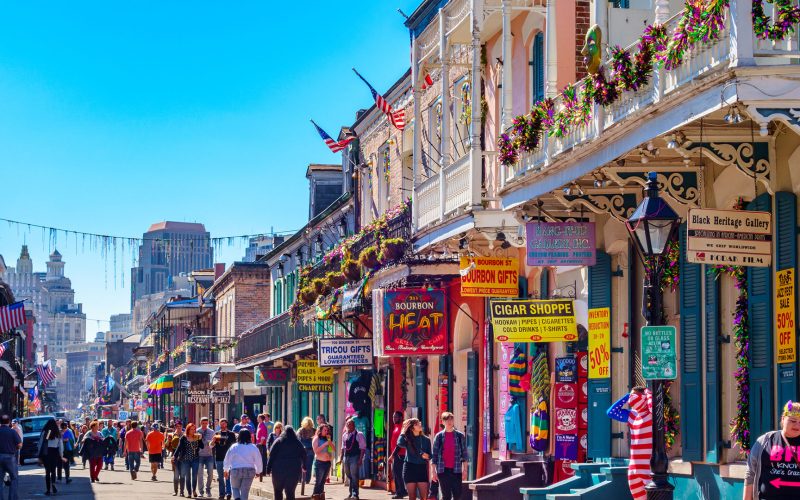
<box><xmin>235</xmin><ymin>312</ymin><xmax>315</xmax><ymax>363</ymax></box>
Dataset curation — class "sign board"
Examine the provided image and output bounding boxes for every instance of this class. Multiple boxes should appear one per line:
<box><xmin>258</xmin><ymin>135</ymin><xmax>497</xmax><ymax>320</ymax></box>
<box><xmin>687</xmin><ymin>209</ymin><xmax>772</xmax><ymax>267</ymax></box>
<box><xmin>587</xmin><ymin>307</ymin><xmax>611</xmax><ymax>379</ymax></box>
<box><xmin>210</xmin><ymin>390</ymin><xmax>230</xmax><ymax>404</ymax></box>
<box><xmin>776</xmin><ymin>268</ymin><xmax>796</xmax><ymax>364</ymax></box>
<box><xmin>641</xmin><ymin>326</ymin><xmax>677</xmax><ymax>380</ymax></box>
<box><xmin>296</xmin><ymin>359</ymin><xmax>334</xmax><ymax>392</ymax></box>
<box><xmin>118</xmin><ymin>410</ymin><xmax>129</xmax><ymax>421</ymax></box>
<box><xmin>180</xmin><ymin>380</ymin><xmax>191</xmax><ymax>389</ymax></box>
<box><xmin>382</xmin><ymin>289</ymin><xmax>448</xmax><ymax>356</ymax></box>
<box><xmin>489</xmin><ymin>299</ymin><xmax>578</xmax><ymax>342</ymax></box>
<box><xmin>318</xmin><ymin>338</ymin><xmax>373</xmax><ymax>367</ymax></box>
<box><xmin>526</xmin><ymin>222</ymin><xmax>596</xmax><ymax>267</ymax></box>
<box><xmin>459</xmin><ymin>257</ymin><xmax>519</xmax><ymax>297</ymax></box>
<box><xmin>187</xmin><ymin>390</ymin><xmax>210</xmax><ymax>404</ymax></box>
<box><xmin>254</xmin><ymin>367</ymin><xmax>289</xmax><ymax>387</ymax></box>
<box><xmin>555</xmin><ymin>357</ymin><xmax>577</xmax><ymax>383</ymax></box>
<box><xmin>23</xmin><ymin>380</ymin><xmax>36</xmax><ymax>389</ymax></box>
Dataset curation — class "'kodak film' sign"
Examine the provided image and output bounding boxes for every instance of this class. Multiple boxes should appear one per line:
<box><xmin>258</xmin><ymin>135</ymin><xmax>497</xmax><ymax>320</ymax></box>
<box><xmin>490</xmin><ymin>299</ymin><xmax>577</xmax><ymax>343</ymax></box>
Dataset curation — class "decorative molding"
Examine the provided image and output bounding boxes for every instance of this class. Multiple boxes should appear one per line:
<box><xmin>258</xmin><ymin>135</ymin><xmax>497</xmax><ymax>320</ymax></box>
<box><xmin>746</xmin><ymin>106</ymin><xmax>800</xmax><ymax>137</ymax></box>
<box><xmin>550</xmin><ymin>189</ymin><xmax>641</xmax><ymax>222</ymax></box>
<box><xmin>679</xmin><ymin>141</ymin><xmax>773</xmax><ymax>194</ymax></box>
<box><xmin>602</xmin><ymin>166</ymin><xmax>704</xmax><ymax>207</ymax></box>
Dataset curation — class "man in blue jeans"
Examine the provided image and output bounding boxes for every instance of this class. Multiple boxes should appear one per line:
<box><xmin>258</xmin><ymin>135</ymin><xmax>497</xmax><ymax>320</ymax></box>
<box><xmin>339</xmin><ymin>419</ymin><xmax>366</xmax><ymax>500</ymax></box>
<box><xmin>0</xmin><ymin>415</ymin><xmax>21</xmax><ymax>500</ymax></box>
<box><xmin>197</xmin><ymin>417</ymin><xmax>216</xmax><ymax>497</ymax></box>
<box><xmin>213</xmin><ymin>418</ymin><xmax>236</xmax><ymax>500</ymax></box>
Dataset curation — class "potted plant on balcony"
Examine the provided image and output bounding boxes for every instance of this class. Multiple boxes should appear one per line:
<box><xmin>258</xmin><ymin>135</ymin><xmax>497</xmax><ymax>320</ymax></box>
<box><xmin>379</xmin><ymin>237</ymin><xmax>407</xmax><ymax>262</ymax></box>
<box><xmin>299</xmin><ymin>286</ymin><xmax>318</xmax><ymax>305</ymax></box>
<box><xmin>326</xmin><ymin>271</ymin><xmax>346</xmax><ymax>290</ymax></box>
<box><xmin>358</xmin><ymin>245</ymin><xmax>381</xmax><ymax>270</ymax></box>
<box><xmin>311</xmin><ymin>277</ymin><xmax>330</xmax><ymax>296</ymax></box>
<box><xmin>341</xmin><ymin>258</ymin><xmax>361</xmax><ymax>281</ymax></box>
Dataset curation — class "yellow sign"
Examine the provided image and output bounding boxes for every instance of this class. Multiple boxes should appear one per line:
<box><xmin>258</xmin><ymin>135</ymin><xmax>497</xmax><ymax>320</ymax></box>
<box><xmin>296</xmin><ymin>359</ymin><xmax>334</xmax><ymax>392</ymax></box>
<box><xmin>489</xmin><ymin>299</ymin><xmax>577</xmax><ymax>342</ymax></box>
<box><xmin>776</xmin><ymin>269</ymin><xmax>796</xmax><ymax>364</ymax></box>
<box><xmin>460</xmin><ymin>257</ymin><xmax>519</xmax><ymax>297</ymax></box>
<box><xmin>588</xmin><ymin>307</ymin><xmax>611</xmax><ymax>379</ymax></box>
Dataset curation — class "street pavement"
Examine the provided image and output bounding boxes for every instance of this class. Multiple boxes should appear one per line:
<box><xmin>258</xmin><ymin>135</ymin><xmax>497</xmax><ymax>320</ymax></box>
<box><xmin>15</xmin><ymin>455</ymin><xmax>392</xmax><ymax>500</ymax></box>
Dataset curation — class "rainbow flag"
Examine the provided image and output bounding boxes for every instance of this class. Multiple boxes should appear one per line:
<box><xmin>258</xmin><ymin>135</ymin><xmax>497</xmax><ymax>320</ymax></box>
<box><xmin>147</xmin><ymin>374</ymin><xmax>174</xmax><ymax>396</ymax></box>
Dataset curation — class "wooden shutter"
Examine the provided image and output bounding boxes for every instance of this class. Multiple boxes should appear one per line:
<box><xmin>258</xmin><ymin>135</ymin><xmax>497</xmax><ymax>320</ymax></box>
<box><xmin>748</xmin><ymin>193</ymin><xmax>774</xmax><ymax>445</ymax></box>
<box><xmin>704</xmin><ymin>270</ymin><xmax>721</xmax><ymax>462</ymax></box>
<box><xmin>466</xmin><ymin>351</ymin><xmax>478</xmax><ymax>480</ymax></box>
<box><xmin>587</xmin><ymin>251</ymin><xmax>612</xmax><ymax>459</ymax></box>
<box><xmin>532</xmin><ymin>33</ymin><xmax>544</xmax><ymax>104</ymax></box>
<box><xmin>679</xmin><ymin>223</ymin><xmax>703</xmax><ymax>461</ymax></box>
<box><xmin>775</xmin><ymin>192</ymin><xmax>797</xmax><ymax>410</ymax></box>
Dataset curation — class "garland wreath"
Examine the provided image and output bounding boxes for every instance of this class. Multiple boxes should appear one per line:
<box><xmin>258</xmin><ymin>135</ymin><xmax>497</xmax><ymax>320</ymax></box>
<box><xmin>753</xmin><ymin>0</ymin><xmax>800</xmax><ymax>41</ymax></box>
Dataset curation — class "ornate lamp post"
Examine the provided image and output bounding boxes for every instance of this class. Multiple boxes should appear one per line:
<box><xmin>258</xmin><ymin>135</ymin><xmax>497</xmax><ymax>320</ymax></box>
<box><xmin>626</xmin><ymin>172</ymin><xmax>681</xmax><ymax>500</ymax></box>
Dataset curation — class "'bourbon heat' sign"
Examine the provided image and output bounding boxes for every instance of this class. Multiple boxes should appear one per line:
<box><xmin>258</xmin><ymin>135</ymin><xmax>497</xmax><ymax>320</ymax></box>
<box><xmin>382</xmin><ymin>288</ymin><xmax>448</xmax><ymax>356</ymax></box>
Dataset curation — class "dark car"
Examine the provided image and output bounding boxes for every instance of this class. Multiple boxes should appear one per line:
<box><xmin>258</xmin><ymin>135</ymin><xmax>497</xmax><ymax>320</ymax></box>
<box><xmin>19</xmin><ymin>415</ymin><xmax>55</xmax><ymax>464</ymax></box>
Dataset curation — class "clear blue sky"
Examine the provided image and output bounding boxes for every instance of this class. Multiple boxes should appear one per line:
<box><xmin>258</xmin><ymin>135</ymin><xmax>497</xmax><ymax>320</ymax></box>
<box><xmin>0</xmin><ymin>1</ymin><xmax>420</xmax><ymax>335</ymax></box>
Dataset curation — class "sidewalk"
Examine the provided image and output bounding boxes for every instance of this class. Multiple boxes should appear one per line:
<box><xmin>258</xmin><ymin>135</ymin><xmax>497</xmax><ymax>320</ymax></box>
<box><xmin>248</xmin><ymin>474</ymin><xmax>392</xmax><ymax>500</ymax></box>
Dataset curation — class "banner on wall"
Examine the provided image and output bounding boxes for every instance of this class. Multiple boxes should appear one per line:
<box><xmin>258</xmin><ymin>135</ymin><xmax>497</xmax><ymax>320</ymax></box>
<box><xmin>296</xmin><ymin>359</ymin><xmax>334</xmax><ymax>392</ymax></box>
<box><xmin>318</xmin><ymin>338</ymin><xmax>373</xmax><ymax>367</ymax></box>
<box><xmin>459</xmin><ymin>256</ymin><xmax>519</xmax><ymax>297</ymax></box>
<box><xmin>587</xmin><ymin>307</ymin><xmax>611</xmax><ymax>379</ymax></box>
<box><xmin>381</xmin><ymin>288</ymin><xmax>448</xmax><ymax>356</ymax></box>
<box><xmin>254</xmin><ymin>367</ymin><xmax>289</xmax><ymax>387</ymax></box>
<box><xmin>686</xmin><ymin>208</ymin><xmax>772</xmax><ymax>267</ymax></box>
<box><xmin>776</xmin><ymin>268</ymin><xmax>796</xmax><ymax>364</ymax></box>
<box><xmin>489</xmin><ymin>299</ymin><xmax>578</xmax><ymax>342</ymax></box>
<box><xmin>526</xmin><ymin>222</ymin><xmax>596</xmax><ymax>266</ymax></box>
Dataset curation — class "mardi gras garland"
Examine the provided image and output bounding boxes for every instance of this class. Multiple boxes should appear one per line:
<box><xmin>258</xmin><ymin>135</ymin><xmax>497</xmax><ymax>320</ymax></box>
<box><xmin>499</xmin><ymin>0</ymin><xmax>730</xmax><ymax>166</ymax></box>
<box><xmin>753</xmin><ymin>0</ymin><xmax>800</xmax><ymax>41</ymax></box>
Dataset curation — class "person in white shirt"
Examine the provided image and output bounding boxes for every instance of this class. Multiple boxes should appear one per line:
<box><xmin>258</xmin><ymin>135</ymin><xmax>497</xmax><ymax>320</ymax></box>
<box><xmin>223</xmin><ymin>429</ymin><xmax>262</xmax><ymax>500</ymax></box>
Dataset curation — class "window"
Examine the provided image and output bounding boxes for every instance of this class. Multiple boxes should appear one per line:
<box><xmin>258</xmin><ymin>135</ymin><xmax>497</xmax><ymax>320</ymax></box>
<box><xmin>612</xmin><ymin>0</ymin><xmax>630</xmax><ymax>7</ymax></box>
<box><xmin>426</xmin><ymin>98</ymin><xmax>442</xmax><ymax>174</ymax></box>
<box><xmin>531</xmin><ymin>32</ymin><xmax>544</xmax><ymax>105</ymax></box>
<box><xmin>378</xmin><ymin>143</ymin><xmax>391</xmax><ymax>213</ymax></box>
<box><xmin>454</xmin><ymin>78</ymin><xmax>471</xmax><ymax>158</ymax></box>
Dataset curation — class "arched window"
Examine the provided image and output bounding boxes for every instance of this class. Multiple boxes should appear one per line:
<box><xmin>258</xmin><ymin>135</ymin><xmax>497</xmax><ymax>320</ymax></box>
<box><xmin>531</xmin><ymin>32</ymin><xmax>544</xmax><ymax>104</ymax></box>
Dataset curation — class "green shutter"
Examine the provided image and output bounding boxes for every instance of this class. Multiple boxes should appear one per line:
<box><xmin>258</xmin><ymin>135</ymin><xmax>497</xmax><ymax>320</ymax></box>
<box><xmin>292</xmin><ymin>382</ymin><xmax>301</xmax><ymax>428</ymax></box>
<box><xmin>540</xmin><ymin>268</ymin><xmax>550</xmax><ymax>298</ymax></box>
<box><xmin>775</xmin><ymin>192</ymin><xmax>797</xmax><ymax>411</ymax></box>
<box><xmin>748</xmin><ymin>193</ymin><xmax>774</xmax><ymax>444</ymax></box>
<box><xmin>587</xmin><ymin>251</ymin><xmax>612</xmax><ymax>460</ymax></box>
<box><xmin>704</xmin><ymin>269</ymin><xmax>721</xmax><ymax>462</ymax></box>
<box><xmin>466</xmin><ymin>351</ymin><xmax>478</xmax><ymax>480</ymax></box>
<box><xmin>311</xmin><ymin>392</ymin><xmax>320</xmax><ymax>422</ymax></box>
<box><xmin>679</xmin><ymin>223</ymin><xmax>703</xmax><ymax>461</ymax></box>
<box><xmin>415</xmin><ymin>359</ymin><xmax>428</xmax><ymax>432</ymax></box>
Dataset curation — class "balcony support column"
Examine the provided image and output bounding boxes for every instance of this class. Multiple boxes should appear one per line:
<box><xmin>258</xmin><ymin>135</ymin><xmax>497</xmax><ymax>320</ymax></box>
<box><xmin>469</xmin><ymin>0</ymin><xmax>482</xmax><ymax>210</ymax></box>
<box><xmin>501</xmin><ymin>0</ymin><xmax>513</xmax><ymax>127</ymax></box>
<box><xmin>412</xmin><ymin>27</ymin><xmax>421</xmax><ymax>232</ymax></box>
<box><xmin>729</xmin><ymin>0</ymin><xmax>755</xmax><ymax>67</ymax></box>
<box><xmin>544</xmin><ymin>0</ymin><xmax>557</xmax><ymax>98</ymax></box>
<box><xmin>439</xmin><ymin>8</ymin><xmax>449</xmax><ymax>222</ymax></box>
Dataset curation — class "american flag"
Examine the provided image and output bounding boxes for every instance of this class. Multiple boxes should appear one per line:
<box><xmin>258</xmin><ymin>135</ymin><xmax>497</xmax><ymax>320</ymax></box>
<box><xmin>32</xmin><ymin>397</ymin><xmax>41</xmax><ymax>411</ymax></box>
<box><xmin>353</xmin><ymin>68</ymin><xmax>405</xmax><ymax>130</ymax></box>
<box><xmin>36</xmin><ymin>361</ymin><xmax>56</xmax><ymax>386</ymax></box>
<box><xmin>0</xmin><ymin>302</ymin><xmax>25</xmax><ymax>333</ymax></box>
<box><xmin>311</xmin><ymin>120</ymin><xmax>356</xmax><ymax>153</ymax></box>
<box><xmin>0</xmin><ymin>340</ymin><xmax>10</xmax><ymax>358</ymax></box>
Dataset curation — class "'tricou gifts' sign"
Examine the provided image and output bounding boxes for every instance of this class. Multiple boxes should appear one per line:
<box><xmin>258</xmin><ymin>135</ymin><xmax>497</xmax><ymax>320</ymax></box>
<box><xmin>382</xmin><ymin>288</ymin><xmax>448</xmax><ymax>355</ymax></box>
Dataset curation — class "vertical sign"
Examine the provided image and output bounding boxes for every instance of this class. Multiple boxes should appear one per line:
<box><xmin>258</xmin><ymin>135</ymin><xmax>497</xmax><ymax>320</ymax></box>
<box><xmin>498</xmin><ymin>342</ymin><xmax>514</xmax><ymax>460</ymax></box>
<box><xmin>587</xmin><ymin>307</ymin><xmax>611</xmax><ymax>379</ymax></box>
<box><xmin>776</xmin><ymin>268</ymin><xmax>796</xmax><ymax>364</ymax></box>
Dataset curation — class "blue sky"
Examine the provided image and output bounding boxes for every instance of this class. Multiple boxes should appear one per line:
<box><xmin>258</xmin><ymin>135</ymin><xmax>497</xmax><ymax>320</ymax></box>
<box><xmin>0</xmin><ymin>1</ymin><xmax>420</xmax><ymax>335</ymax></box>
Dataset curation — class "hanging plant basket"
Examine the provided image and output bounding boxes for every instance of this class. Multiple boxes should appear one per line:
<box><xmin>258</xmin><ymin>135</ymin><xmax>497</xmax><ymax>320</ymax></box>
<box><xmin>341</xmin><ymin>259</ymin><xmax>361</xmax><ymax>282</ymax></box>
<box><xmin>379</xmin><ymin>237</ymin><xmax>407</xmax><ymax>262</ymax></box>
<box><xmin>311</xmin><ymin>278</ymin><xmax>329</xmax><ymax>296</ymax></box>
<box><xmin>326</xmin><ymin>271</ymin><xmax>346</xmax><ymax>290</ymax></box>
<box><xmin>358</xmin><ymin>246</ymin><xmax>381</xmax><ymax>270</ymax></box>
<box><xmin>299</xmin><ymin>287</ymin><xmax>318</xmax><ymax>305</ymax></box>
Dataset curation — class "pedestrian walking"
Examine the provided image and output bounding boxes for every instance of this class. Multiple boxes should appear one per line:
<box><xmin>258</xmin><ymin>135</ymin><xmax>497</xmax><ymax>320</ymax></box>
<box><xmin>0</xmin><ymin>414</ymin><xmax>22</xmax><ymax>500</ymax></box>
<box><xmin>174</xmin><ymin>422</ymin><xmax>204</xmax><ymax>497</ymax></box>
<box><xmin>38</xmin><ymin>419</ymin><xmax>66</xmax><ymax>496</ymax></box>
<box><xmin>116</xmin><ymin>422</ymin><xmax>126</xmax><ymax>459</ymax></box>
<box><xmin>396</xmin><ymin>418</ymin><xmax>432</xmax><ymax>500</ymax></box>
<box><xmin>197</xmin><ymin>417</ymin><xmax>216</xmax><ymax>497</ymax></box>
<box><xmin>146</xmin><ymin>423</ymin><xmax>165</xmax><ymax>481</ymax></box>
<box><xmin>166</xmin><ymin>422</ymin><xmax>185</xmax><ymax>496</ymax></box>
<box><xmin>232</xmin><ymin>415</ymin><xmax>254</xmax><ymax>437</ymax></box>
<box><xmin>266</xmin><ymin>422</ymin><xmax>283</xmax><ymax>452</ymax></box>
<box><xmin>223</xmin><ymin>429</ymin><xmax>262</xmax><ymax>500</ymax></box>
<box><xmin>388</xmin><ymin>411</ymin><xmax>407</xmax><ymax>499</ymax></box>
<box><xmin>255</xmin><ymin>414</ymin><xmax>269</xmax><ymax>482</ymax></box>
<box><xmin>744</xmin><ymin>400</ymin><xmax>800</xmax><ymax>500</ymax></box>
<box><xmin>431</xmin><ymin>413</ymin><xmax>467</xmax><ymax>500</ymax></box>
<box><xmin>311</xmin><ymin>423</ymin><xmax>334</xmax><ymax>500</ymax></box>
<box><xmin>338</xmin><ymin>419</ymin><xmax>366</xmax><ymax>500</ymax></box>
<box><xmin>298</xmin><ymin>417</ymin><xmax>315</xmax><ymax>485</ymax></box>
<box><xmin>57</xmin><ymin>422</ymin><xmax>75</xmax><ymax>484</ymax></box>
<box><xmin>123</xmin><ymin>421</ymin><xmax>144</xmax><ymax>480</ymax></box>
<box><xmin>101</xmin><ymin>420</ymin><xmax>118</xmax><ymax>471</ymax></box>
<box><xmin>121</xmin><ymin>420</ymin><xmax>131</xmax><ymax>470</ymax></box>
<box><xmin>212</xmin><ymin>418</ymin><xmax>236</xmax><ymax>500</ymax></box>
<box><xmin>266</xmin><ymin>426</ymin><xmax>305</xmax><ymax>500</ymax></box>
<box><xmin>76</xmin><ymin>425</ymin><xmax>88</xmax><ymax>469</ymax></box>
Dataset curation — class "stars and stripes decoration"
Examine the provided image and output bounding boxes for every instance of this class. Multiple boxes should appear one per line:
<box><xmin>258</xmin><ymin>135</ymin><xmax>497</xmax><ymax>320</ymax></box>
<box><xmin>32</xmin><ymin>397</ymin><xmax>41</xmax><ymax>411</ymax></box>
<box><xmin>352</xmin><ymin>68</ymin><xmax>405</xmax><ymax>130</ymax></box>
<box><xmin>36</xmin><ymin>361</ymin><xmax>56</xmax><ymax>386</ymax></box>
<box><xmin>0</xmin><ymin>340</ymin><xmax>10</xmax><ymax>358</ymax></box>
<box><xmin>0</xmin><ymin>302</ymin><xmax>25</xmax><ymax>333</ymax></box>
<box><xmin>311</xmin><ymin>120</ymin><xmax>356</xmax><ymax>153</ymax></box>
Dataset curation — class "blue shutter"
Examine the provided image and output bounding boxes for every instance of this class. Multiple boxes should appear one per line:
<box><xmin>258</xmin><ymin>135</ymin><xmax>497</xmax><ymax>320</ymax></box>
<box><xmin>704</xmin><ymin>269</ymin><xmax>721</xmax><ymax>462</ymax></box>
<box><xmin>540</xmin><ymin>267</ymin><xmax>550</xmax><ymax>298</ymax></box>
<box><xmin>532</xmin><ymin>33</ymin><xmax>544</xmax><ymax>104</ymax></box>
<box><xmin>775</xmin><ymin>192</ymin><xmax>797</xmax><ymax>411</ymax></box>
<box><xmin>748</xmin><ymin>193</ymin><xmax>774</xmax><ymax>444</ymax></box>
<box><xmin>466</xmin><ymin>351</ymin><xmax>478</xmax><ymax>480</ymax></box>
<box><xmin>679</xmin><ymin>223</ymin><xmax>703</xmax><ymax>461</ymax></box>
<box><xmin>587</xmin><ymin>251</ymin><xmax>612</xmax><ymax>460</ymax></box>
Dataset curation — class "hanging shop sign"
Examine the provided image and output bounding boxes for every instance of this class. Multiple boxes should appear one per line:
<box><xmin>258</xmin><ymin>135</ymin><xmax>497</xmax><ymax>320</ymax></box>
<box><xmin>776</xmin><ymin>268</ymin><xmax>796</xmax><ymax>364</ymax></box>
<box><xmin>187</xmin><ymin>390</ymin><xmax>210</xmax><ymax>404</ymax></box>
<box><xmin>296</xmin><ymin>359</ymin><xmax>334</xmax><ymax>392</ymax></box>
<box><xmin>318</xmin><ymin>338</ymin><xmax>374</xmax><ymax>367</ymax></box>
<box><xmin>686</xmin><ymin>208</ymin><xmax>772</xmax><ymax>267</ymax></box>
<box><xmin>381</xmin><ymin>288</ymin><xmax>448</xmax><ymax>356</ymax></box>
<box><xmin>641</xmin><ymin>326</ymin><xmax>677</xmax><ymax>380</ymax></box>
<box><xmin>587</xmin><ymin>307</ymin><xmax>611</xmax><ymax>379</ymax></box>
<box><xmin>118</xmin><ymin>410</ymin><xmax>129</xmax><ymax>421</ymax></box>
<box><xmin>180</xmin><ymin>380</ymin><xmax>191</xmax><ymax>389</ymax></box>
<box><xmin>526</xmin><ymin>222</ymin><xmax>596</xmax><ymax>267</ymax></box>
<box><xmin>210</xmin><ymin>390</ymin><xmax>230</xmax><ymax>404</ymax></box>
<box><xmin>489</xmin><ymin>299</ymin><xmax>578</xmax><ymax>342</ymax></box>
<box><xmin>459</xmin><ymin>256</ymin><xmax>519</xmax><ymax>297</ymax></box>
<box><xmin>254</xmin><ymin>367</ymin><xmax>289</xmax><ymax>387</ymax></box>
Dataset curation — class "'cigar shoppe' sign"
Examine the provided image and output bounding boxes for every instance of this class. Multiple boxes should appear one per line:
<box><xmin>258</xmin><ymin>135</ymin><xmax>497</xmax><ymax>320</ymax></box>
<box><xmin>490</xmin><ymin>299</ymin><xmax>578</xmax><ymax>342</ymax></box>
<box><xmin>381</xmin><ymin>288</ymin><xmax>448</xmax><ymax>355</ymax></box>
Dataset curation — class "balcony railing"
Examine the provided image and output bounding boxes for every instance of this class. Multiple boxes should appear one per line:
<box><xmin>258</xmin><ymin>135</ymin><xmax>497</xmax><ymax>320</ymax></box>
<box><xmin>151</xmin><ymin>358</ymin><xmax>169</xmax><ymax>377</ymax></box>
<box><xmin>415</xmin><ymin>154</ymin><xmax>474</xmax><ymax>231</ymax></box>
<box><xmin>235</xmin><ymin>312</ymin><xmax>315</xmax><ymax>363</ymax></box>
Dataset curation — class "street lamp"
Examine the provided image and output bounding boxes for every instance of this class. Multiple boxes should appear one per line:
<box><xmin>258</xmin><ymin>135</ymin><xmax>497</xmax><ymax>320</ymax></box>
<box><xmin>626</xmin><ymin>171</ymin><xmax>680</xmax><ymax>500</ymax></box>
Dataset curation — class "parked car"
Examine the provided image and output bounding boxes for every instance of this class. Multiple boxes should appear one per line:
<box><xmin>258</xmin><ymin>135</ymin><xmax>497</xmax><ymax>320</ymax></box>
<box><xmin>19</xmin><ymin>415</ymin><xmax>55</xmax><ymax>464</ymax></box>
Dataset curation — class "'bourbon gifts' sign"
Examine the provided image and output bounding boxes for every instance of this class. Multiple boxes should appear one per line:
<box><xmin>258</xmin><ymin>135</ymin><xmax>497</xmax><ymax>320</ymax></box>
<box><xmin>381</xmin><ymin>288</ymin><xmax>448</xmax><ymax>356</ymax></box>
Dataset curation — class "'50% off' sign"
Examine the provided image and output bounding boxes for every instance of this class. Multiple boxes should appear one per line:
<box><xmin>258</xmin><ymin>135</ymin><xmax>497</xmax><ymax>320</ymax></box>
<box><xmin>588</xmin><ymin>307</ymin><xmax>611</xmax><ymax>379</ymax></box>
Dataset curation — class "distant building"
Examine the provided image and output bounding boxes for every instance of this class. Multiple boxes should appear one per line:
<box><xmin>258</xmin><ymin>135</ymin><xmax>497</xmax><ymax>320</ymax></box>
<box><xmin>243</xmin><ymin>235</ymin><xmax>283</xmax><ymax>263</ymax></box>
<box><xmin>132</xmin><ymin>275</ymin><xmax>193</xmax><ymax>337</ymax></box>
<box><xmin>109</xmin><ymin>313</ymin><xmax>132</xmax><ymax>337</ymax></box>
<box><xmin>65</xmin><ymin>341</ymin><xmax>104</xmax><ymax>412</ymax></box>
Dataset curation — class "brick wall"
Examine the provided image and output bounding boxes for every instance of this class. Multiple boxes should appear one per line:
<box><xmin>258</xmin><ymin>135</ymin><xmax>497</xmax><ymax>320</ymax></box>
<box><xmin>575</xmin><ymin>0</ymin><xmax>591</xmax><ymax>82</ymax></box>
